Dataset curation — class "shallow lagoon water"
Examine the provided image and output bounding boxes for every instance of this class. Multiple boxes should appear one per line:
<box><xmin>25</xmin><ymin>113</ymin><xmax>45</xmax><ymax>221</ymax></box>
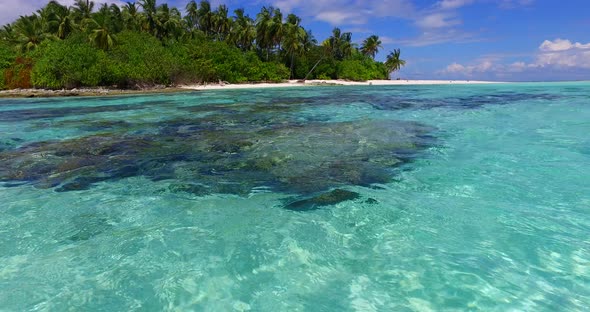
<box><xmin>1</xmin><ymin>83</ymin><xmax>589</xmax><ymax>310</ymax></box>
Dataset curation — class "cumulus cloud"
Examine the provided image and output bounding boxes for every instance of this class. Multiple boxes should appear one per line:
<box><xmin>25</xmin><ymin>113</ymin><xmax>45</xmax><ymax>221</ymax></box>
<box><xmin>402</xmin><ymin>0</ymin><xmax>475</xmax><ymax>46</ymax></box>
<box><xmin>535</xmin><ymin>39</ymin><xmax>590</xmax><ymax>69</ymax></box>
<box><xmin>442</xmin><ymin>59</ymin><xmax>494</xmax><ymax>75</ymax></box>
<box><xmin>499</xmin><ymin>0</ymin><xmax>534</xmax><ymax>9</ymax></box>
<box><xmin>507</xmin><ymin>61</ymin><xmax>528</xmax><ymax>72</ymax></box>
<box><xmin>315</xmin><ymin>10</ymin><xmax>366</xmax><ymax>26</ymax></box>
<box><xmin>539</xmin><ymin>38</ymin><xmax>590</xmax><ymax>52</ymax></box>
<box><xmin>395</xmin><ymin>28</ymin><xmax>476</xmax><ymax>47</ymax></box>
<box><xmin>273</xmin><ymin>0</ymin><xmax>415</xmax><ymax>25</ymax></box>
<box><xmin>0</xmin><ymin>0</ymin><xmax>125</xmax><ymax>25</ymax></box>
<box><xmin>274</xmin><ymin>0</ymin><xmax>529</xmax><ymax>47</ymax></box>
<box><xmin>437</xmin><ymin>0</ymin><xmax>474</xmax><ymax>10</ymax></box>
<box><xmin>439</xmin><ymin>38</ymin><xmax>590</xmax><ymax>80</ymax></box>
<box><xmin>415</xmin><ymin>12</ymin><xmax>461</xmax><ymax>29</ymax></box>
<box><xmin>379</xmin><ymin>36</ymin><xmax>396</xmax><ymax>44</ymax></box>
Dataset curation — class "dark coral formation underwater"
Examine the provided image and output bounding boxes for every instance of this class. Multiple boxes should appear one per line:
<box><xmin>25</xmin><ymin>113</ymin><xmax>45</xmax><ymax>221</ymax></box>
<box><xmin>0</xmin><ymin>92</ymin><xmax>437</xmax><ymax>200</ymax></box>
<box><xmin>1</xmin><ymin>87</ymin><xmax>568</xmax><ymax>209</ymax></box>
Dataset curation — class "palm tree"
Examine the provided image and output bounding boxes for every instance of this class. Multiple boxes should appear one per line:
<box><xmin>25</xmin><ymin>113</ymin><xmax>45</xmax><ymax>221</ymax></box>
<box><xmin>229</xmin><ymin>8</ymin><xmax>255</xmax><ymax>51</ymax></box>
<box><xmin>325</xmin><ymin>28</ymin><xmax>352</xmax><ymax>60</ymax></box>
<box><xmin>138</xmin><ymin>0</ymin><xmax>157</xmax><ymax>35</ymax></box>
<box><xmin>38</xmin><ymin>1</ymin><xmax>74</xmax><ymax>39</ymax></box>
<box><xmin>14</xmin><ymin>15</ymin><xmax>48</xmax><ymax>52</ymax></box>
<box><xmin>256</xmin><ymin>6</ymin><xmax>279</xmax><ymax>60</ymax></box>
<box><xmin>87</xmin><ymin>4</ymin><xmax>116</xmax><ymax>50</ymax></box>
<box><xmin>72</xmin><ymin>0</ymin><xmax>95</xmax><ymax>25</ymax></box>
<box><xmin>0</xmin><ymin>25</ymin><xmax>17</xmax><ymax>43</ymax></box>
<box><xmin>155</xmin><ymin>4</ymin><xmax>183</xmax><ymax>41</ymax></box>
<box><xmin>108</xmin><ymin>4</ymin><xmax>124</xmax><ymax>33</ymax></box>
<box><xmin>211</xmin><ymin>4</ymin><xmax>230</xmax><ymax>41</ymax></box>
<box><xmin>185</xmin><ymin>0</ymin><xmax>199</xmax><ymax>30</ymax></box>
<box><xmin>36</xmin><ymin>1</ymin><xmax>57</xmax><ymax>33</ymax></box>
<box><xmin>122</xmin><ymin>2</ymin><xmax>141</xmax><ymax>31</ymax></box>
<box><xmin>360</xmin><ymin>35</ymin><xmax>382</xmax><ymax>59</ymax></box>
<box><xmin>302</xmin><ymin>29</ymin><xmax>317</xmax><ymax>52</ymax></box>
<box><xmin>384</xmin><ymin>49</ymin><xmax>406</xmax><ymax>78</ymax></box>
<box><xmin>270</xmin><ymin>7</ymin><xmax>283</xmax><ymax>51</ymax></box>
<box><xmin>282</xmin><ymin>13</ymin><xmax>306</xmax><ymax>78</ymax></box>
<box><xmin>197</xmin><ymin>0</ymin><xmax>213</xmax><ymax>36</ymax></box>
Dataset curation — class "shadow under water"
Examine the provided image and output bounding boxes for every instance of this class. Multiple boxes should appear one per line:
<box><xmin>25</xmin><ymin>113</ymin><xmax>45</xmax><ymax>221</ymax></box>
<box><xmin>0</xmin><ymin>96</ymin><xmax>437</xmax><ymax>198</ymax></box>
<box><xmin>1</xmin><ymin>87</ymin><xmax>570</xmax><ymax>208</ymax></box>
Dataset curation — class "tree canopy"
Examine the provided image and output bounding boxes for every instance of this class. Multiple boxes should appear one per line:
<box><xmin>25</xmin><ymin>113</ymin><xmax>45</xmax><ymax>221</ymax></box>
<box><xmin>0</xmin><ymin>0</ymin><xmax>406</xmax><ymax>90</ymax></box>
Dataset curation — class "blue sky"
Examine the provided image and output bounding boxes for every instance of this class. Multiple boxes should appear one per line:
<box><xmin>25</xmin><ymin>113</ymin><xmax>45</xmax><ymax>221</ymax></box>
<box><xmin>1</xmin><ymin>0</ymin><xmax>589</xmax><ymax>81</ymax></box>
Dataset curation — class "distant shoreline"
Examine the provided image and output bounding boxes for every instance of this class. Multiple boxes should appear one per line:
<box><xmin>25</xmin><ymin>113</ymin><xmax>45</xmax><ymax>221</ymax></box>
<box><xmin>181</xmin><ymin>79</ymin><xmax>500</xmax><ymax>91</ymax></box>
<box><xmin>0</xmin><ymin>87</ymin><xmax>192</xmax><ymax>98</ymax></box>
<box><xmin>0</xmin><ymin>79</ymin><xmax>502</xmax><ymax>98</ymax></box>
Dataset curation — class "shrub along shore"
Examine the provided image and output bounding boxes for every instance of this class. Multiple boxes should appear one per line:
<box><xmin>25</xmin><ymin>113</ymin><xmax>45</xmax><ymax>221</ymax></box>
<box><xmin>0</xmin><ymin>0</ymin><xmax>407</xmax><ymax>91</ymax></box>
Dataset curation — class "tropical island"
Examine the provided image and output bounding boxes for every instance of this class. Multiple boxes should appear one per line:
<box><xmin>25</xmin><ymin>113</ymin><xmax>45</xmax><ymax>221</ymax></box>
<box><xmin>0</xmin><ymin>0</ymin><xmax>407</xmax><ymax>92</ymax></box>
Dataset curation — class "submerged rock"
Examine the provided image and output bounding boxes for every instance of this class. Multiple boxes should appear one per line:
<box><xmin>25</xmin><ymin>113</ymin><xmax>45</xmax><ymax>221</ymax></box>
<box><xmin>365</xmin><ymin>198</ymin><xmax>379</xmax><ymax>205</ymax></box>
<box><xmin>169</xmin><ymin>183</ymin><xmax>211</xmax><ymax>196</ymax></box>
<box><xmin>0</xmin><ymin>99</ymin><xmax>436</xmax><ymax>196</ymax></box>
<box><xmin>284</xmin><ymin>189</ymin><xmax>361</xmax><ymax>211</ymax></box>
<box><xmin>67</xmin><ymin>213</ymin><xmax>113</xmax><ymax>241</ymax></box>
<box><xmin>0</xmin><ymin>138</ymin><xmax>22</xmax><ymax>152</ymax></box>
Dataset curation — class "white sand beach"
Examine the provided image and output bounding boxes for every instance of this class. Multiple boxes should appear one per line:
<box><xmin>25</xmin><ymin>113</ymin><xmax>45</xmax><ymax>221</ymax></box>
<box><xmin>181</xmin><ymin>79</ymin><xmax>501</xmax><ymax>91</ymax></box>
<box><xmin>0</xmin><ymin>80</ymin><xmax>503</xmax><ymax>98</ymax></box>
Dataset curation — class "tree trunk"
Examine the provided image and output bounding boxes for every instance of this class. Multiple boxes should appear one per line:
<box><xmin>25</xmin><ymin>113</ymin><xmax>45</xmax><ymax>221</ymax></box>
<box><xmin>290</xmin><ymin>52</ymin><xmax>295</xmax><ymax>79</ymax></box>
<box><xmin>304</xmin><ymin>55</ymin><xmax>324</xmax><ymax>81</ymax></box>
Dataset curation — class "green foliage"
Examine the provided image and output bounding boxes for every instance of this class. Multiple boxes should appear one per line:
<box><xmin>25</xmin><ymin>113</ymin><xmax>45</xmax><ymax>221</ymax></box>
<box><xmin>0</xmin><ymin>43</ymin><xmax>16</xmax><ymax>89</ymax></box>
<box><xmin>312</xmin><ymin>57</ymin><xmax>338</xmax><ymax>80</ymax></box>
<box><xmin>107</xmin><ymin>31</ymin><xmax>176</xmax><ymax>86</ymax></box>
<box><xmin>190</xmin><ymin>40</ymin><xmax>249</xmax><ymax>82</ymax></box>
<box><xmin>31</xmin><ymin>36</ymin><xmax>110</xmax><ymax>89</ymax></box>
<box><xmin>385</xmin><ymin>49</ymin><xmax>406</xmax><ymax>76</ymax></box>
<box><xmin>338</xmin><ymin>60</ymin><xmax>370</xmax><ymax>81</ymax></box>
<box><xmin>186</xmin><ymin>39</ymin><xmax>288</xmax><ymax>83</ymax></box>
<box><xmin>336</xmin><ymin>52</ymin><xmax>388</xmax><ymax>81</ymax></box>
<box><xmin>246</xmin><ymin>60</ymin><xmax>290</xmax><ymax>82</ymax></box>
<box><xmin>291</xmin><ymin>46</ymin><xmax>325</xmax><ymax>79</ymax></box>
<box><xmin>0</xmin><ymin>0</ymin><xmax>405</xmax><ymax>90</ymax></box>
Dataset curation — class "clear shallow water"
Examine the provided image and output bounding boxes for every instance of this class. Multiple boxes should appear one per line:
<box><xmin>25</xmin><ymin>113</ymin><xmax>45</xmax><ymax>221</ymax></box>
<box><xmin>1</xmin><ymin>83</ymin><xmax>589</xmax><ymax>310</ymax></box>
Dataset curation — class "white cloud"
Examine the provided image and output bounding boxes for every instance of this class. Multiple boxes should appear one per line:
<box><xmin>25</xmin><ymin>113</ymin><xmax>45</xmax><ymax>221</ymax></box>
<box><xmin>273</xmin><ymin>0</ymin><xmax>415</xmax><ymax>25</ymax></box>
<box><xmin>499</xmin><ymin>0</ymin><xmax>534</xmax><ymax>9</ymax></box>
<box><xmin>380</xmin><ymin>36</ymin><xmax>396</xmax><ymax>44</ymax></box>
<box><xmin>315</xmin><ymin>10</ymin><xmax>365</xmax><ymax>25</ymax></box>
<box><xmin>405</xmin><ymin>0</ymin><xmax>474</xmax><ymax>46</ymax></box>
<box><xmin>271</xmin><ymin>0</ymin><xmax>529</xmax><ymax>47</ymax></box>
<box><xmin>441</xmin><ymin>59</ymin><xmax>495</xmax><ymax>75</ymax></box>
<box><xmin>535</xmin><ymin>51</ymin><xmax>590</xmax><ymax>68</ymax></box>
<box><xmin>392</xmin><ymin>28</ymin><xmax>476</xmax><ymax>47</ymax></box>
<box><xmin>444</xmin><ymin>62</ymin><xmax>467</xmax><ymax>73</ymax></box>
<box><xmin>439</xmin><ymin>38</ymin><xmax>590</xmax><ymax>79</ymax></box>
<box><xmin>437</xmin><ymin>0</ymin><xmax>473</xmax><ymax>10</ymax></box>
<box><xmin>507</xmin><ymin>61</ymin><xmax>527</xmax><ymax>72</ymax></box>
<box><xmin>0</xmin><ymin>0</ymin><xmax>125</xmax><ymax>25</ymax></box>
<box><xmin>539</xmin><ymin>38</ymin><xmax>590</xmax><ymax>52</ymax></box>
<box><xmin>415</xmin><ymin>12</ymin><xmax>461</xmax><ymax>28</ymax></box>
<box><xmin>534</xmin><ymin>39</ymin><xmax>590</xmax><ymax>69</ymax></box>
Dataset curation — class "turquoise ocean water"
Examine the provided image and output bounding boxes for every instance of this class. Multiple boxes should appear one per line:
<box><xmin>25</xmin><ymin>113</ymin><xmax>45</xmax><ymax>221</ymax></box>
<box><xmin>0</xmin><ymin>83</ymin><xmax>589</xmax><ymax>311</ymax></box>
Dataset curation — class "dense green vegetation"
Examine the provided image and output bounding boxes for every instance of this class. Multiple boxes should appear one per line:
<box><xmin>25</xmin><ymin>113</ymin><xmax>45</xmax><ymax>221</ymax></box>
<box><xmin>0</xmin><ymin>0</ymin><xmax>406</xmax><ymax>90</ymax></box>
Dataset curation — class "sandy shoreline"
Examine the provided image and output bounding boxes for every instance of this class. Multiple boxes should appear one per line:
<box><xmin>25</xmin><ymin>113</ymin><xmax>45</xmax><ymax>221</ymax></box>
<box><xmin>0</xmin><ymin>79</ymin><xmax>501</xmax><ymax>98</ymax></box>
<box><xmin>181</xmin><ymin>79</ymin><xmax>501</xmax><ymax>91</ymax></box>
<box><xmin>0</xmin><ymin>87</ymin><xmax>194</xmax><ymax>98</ymax></box>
